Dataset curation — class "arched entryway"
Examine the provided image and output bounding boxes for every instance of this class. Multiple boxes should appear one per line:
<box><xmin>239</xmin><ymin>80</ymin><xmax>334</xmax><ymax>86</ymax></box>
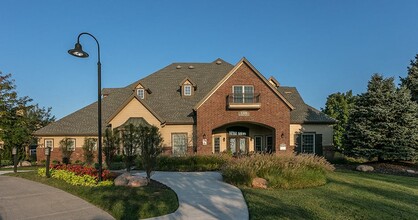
<box><xmin>212</xmin><ymin>122</ymin><xmax>275</xmax><ymax>154</ymax></box>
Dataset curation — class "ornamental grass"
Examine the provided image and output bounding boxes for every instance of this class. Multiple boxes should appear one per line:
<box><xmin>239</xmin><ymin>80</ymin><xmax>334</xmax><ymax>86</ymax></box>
<box><xmin>222</xmin><ymin>154</ymin><xmax>335</xmax><ymax>189</ymax></box>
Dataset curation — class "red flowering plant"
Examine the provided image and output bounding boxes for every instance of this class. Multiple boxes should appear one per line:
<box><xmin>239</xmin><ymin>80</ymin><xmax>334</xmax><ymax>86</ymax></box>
<box><xmin>51</xmin><ymin>164</ymin><xmax>112</xmax><ymax>181</ymax></box>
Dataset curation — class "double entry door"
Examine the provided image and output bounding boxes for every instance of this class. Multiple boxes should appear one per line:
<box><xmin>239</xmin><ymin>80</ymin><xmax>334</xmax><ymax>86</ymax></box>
<box><xmin>229</xmin><ymin>136</ymin><xmax>248</xmax><ymax>154</ymax></box>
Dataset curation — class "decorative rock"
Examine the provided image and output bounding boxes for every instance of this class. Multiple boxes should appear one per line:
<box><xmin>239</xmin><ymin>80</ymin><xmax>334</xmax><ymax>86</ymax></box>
<box><xmin>114</xmin><ymin>173</ymin><xmax>131</xmax><ymax>186</ymax></box>
<box><xmin>128</xmin><ymin>177</ymin><xmax>148</xmax><ymax>187</ymax></box>
<box><xmin>356</xmin><ymin>165</ymin><xmax>374</xmax><ymax>172</ymax></box>
<box><xmin>406</xmin><ymin>169</ymin><xmax>416</xmax><ymax>174</ymax></box>
<box><xmin>21</xmin><ymin>161</ymin><xmax>32</xmax><ymax>167</ymax></box>
<box><xmin>252</xmin><ymin>177</ymin><xmax>268</xmax><ymax>189</ymax></box>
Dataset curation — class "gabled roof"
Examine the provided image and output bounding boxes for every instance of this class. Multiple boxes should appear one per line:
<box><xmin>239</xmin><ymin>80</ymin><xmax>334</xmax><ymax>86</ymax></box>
<box><xmin>194</xmin><ymin>57</ymin><xmax>294</xmax><ymax>110</ymax></box>
<box><xmin>277</xmin><ymin>87</ymin><xmax>336</xmax><ymax>124</ymax></box>
<box><xmin>34</xmin><ymin>58</ymin><xmax>334</xmax><ymax>136</ymax></box>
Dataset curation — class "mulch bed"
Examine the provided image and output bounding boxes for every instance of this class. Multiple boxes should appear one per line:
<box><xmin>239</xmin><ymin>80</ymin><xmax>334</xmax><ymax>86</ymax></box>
<box><xmin>334</xmin><ymin>161</ymin><xmax>418</xmax><ymax>177</ymax></box>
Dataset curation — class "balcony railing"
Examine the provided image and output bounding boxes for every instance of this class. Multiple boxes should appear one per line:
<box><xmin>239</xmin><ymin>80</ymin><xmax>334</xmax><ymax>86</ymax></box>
<box><xmin>227</xmin><ymin>93</ymin><xmax>261</xmax><ymax>109</ymax></box>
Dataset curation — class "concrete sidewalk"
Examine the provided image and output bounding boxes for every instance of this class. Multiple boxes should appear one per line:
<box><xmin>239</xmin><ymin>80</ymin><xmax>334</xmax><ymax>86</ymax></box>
<box><xmin>0</xmin><ymin>174</ymin><xmax>114</xmax><ymax>220</ymax></box>
<box><xmin>143</xmin><ymin>171</ymin><xmax>249</xmax><ymax>220</ymax></box>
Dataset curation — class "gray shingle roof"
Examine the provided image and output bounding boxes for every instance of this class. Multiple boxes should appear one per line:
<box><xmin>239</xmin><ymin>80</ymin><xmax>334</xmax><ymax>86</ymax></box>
<box><xmin>35</xmin><ymin>58</ymin><xmax>334</xmax><ymax>136</ymax></box>
<box><xmin>277</xmin><ymin>87</ymin><xmax>336</xmax><ymax>124</ymax></box>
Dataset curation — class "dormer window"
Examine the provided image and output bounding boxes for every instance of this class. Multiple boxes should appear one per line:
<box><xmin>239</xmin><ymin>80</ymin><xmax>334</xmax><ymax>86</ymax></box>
<box><xmin>179</xmin><ymin>77</ymin><xmax>196</xmax><ymax>97</ymax></box>
<box><xmin>184</xmin><ymin>85</ymin><xmax>192</xmax><ymax>96</ymax></box>
<box><xmin>137</xmin><ymin>89</ymin><xmax>145</xmax><ymax>99</ymax></box>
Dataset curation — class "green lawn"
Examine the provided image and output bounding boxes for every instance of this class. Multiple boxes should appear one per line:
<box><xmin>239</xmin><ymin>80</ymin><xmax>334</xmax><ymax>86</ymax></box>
<box><xmin>242</xmin><ymin>170</ymin><xmax>418</xmax><ymax>220</ymax></box>
<box><xmin>8</xmin><ymin>171</ymin><xmax>178</xmax><ymax>219</ymax></box>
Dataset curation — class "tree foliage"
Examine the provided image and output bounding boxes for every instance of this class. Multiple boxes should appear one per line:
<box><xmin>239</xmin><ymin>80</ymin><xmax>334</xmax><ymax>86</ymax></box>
<box><xmin>322</xmin><ymin>90</ymin><xmax>355</xmax><ymax>151</ymax></box>
<box><xmin>345</xmin><ymin>74</ymin><xmax>418</xmax><ymax>161</ymax></box>
<box><xmin>400</xmin><ymin>54</ymin><xmax>418</xmax><ymax>103</ymax></box>
<box><xmin>136</xmin><ymin>125</ymin><xmax>163</xmax><ymax>182</ymax></box>
<box><xmin>121</xmin><ymin>124</ymin><xmax>140</xmax><ymax>172</ymax></box>
<box><xmin>82</xmin><ymin>137</ymin><xmax>97</xmax><ymax>165</ymax></box>
<box><xmin>0</xmin><ymin>72</ymin><xmax>54</xmax><ymax>162</ymax></box>
<box><xmin>59</xmin><ymin>138</ymin><xmax>74</xmax><ymax>164</ymax></box>
<box><xmin>103</xmin><ymin>128</ymin><xmax>120</xmax><ymax>168</ymax></box>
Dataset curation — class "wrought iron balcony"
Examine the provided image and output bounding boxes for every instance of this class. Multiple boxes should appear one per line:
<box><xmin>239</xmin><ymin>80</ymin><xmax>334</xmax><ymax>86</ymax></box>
<box><xmin>227</xmin><ymin>93</ymin><xmax>261</xmax><ymax>109</ymax></box>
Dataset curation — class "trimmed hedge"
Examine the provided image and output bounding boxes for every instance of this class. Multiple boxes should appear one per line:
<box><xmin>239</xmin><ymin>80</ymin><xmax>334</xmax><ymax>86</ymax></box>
<box><xmin>136</xmin><ymin>155</ymin><xmax>230</xmax><ymax>172</ymax></box>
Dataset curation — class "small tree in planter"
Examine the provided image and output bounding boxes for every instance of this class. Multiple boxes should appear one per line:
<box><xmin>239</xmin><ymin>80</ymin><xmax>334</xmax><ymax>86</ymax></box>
<box><xmin>137</xmin><ymin>125</ymin><xmax>163</xmax><ymax>183</ymax></box>
<box><xmin>82</xmin><ymin>137</ymin><xmax>97</xmax><ymax>166</ymax></box>
<box><xmin>104</xmin><ymin>128</ymin><xmax>120</xmax><ymax>168</ymax></box>
<box><xmin>59</xmin><ymin>138</ymin><xmax>74</xmax><ymax>164</ymax></box>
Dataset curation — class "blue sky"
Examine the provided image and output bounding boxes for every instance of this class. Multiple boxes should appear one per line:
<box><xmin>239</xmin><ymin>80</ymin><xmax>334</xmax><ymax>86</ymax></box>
<box><xmin>1</xmin><ymin>1</ymin><xmax>418</xmax><ymax>119</ymax></box>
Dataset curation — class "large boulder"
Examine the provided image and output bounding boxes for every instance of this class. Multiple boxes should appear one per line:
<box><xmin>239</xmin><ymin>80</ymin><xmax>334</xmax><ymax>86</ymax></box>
<box><xmin>252</xmin><ymin>177</ymin><xmax>268</xmax><ymax>189</ymax></box>
<box><xmin>356</xmin><ymin>165</ymin><xmax>374</xmax><ymax>172</ymax></box>
<box><xmin>128</xmin><ymin>177</ymin><xmax>148</xmax><ymax>187</ymax></box>
<box><xmin>114</xmin><ymin>172</ymin><xmax>148</xmax><ymax>187</ymax></box>
<box><xmin>114</xmin><ymin>172</ymin><xmax>131</xmax><ymax>186</ymax></box>
<box><xmin>20</xmin><ymin>161</ymin><xmax>32</xmax><ymax>167</ymax></box>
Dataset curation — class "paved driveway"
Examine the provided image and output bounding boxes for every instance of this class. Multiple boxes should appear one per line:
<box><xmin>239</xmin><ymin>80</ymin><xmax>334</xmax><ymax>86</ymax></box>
<box><xmin>0</xmin><ymin>174</ymin><xmax>114</xmax><ymax>220</ymax></box>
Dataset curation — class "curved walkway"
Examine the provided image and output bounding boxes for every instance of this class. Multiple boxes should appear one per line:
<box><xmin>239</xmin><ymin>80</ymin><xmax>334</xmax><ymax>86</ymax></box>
<box><xmin>0</xmin><ymin>171</ymin><xmax>248</xmax><ymax>220</ymax></box>
<box><xmin>0</xmin><ymin>173</ymin><xmax>114</xmax><ymax>220</ymax></box>
<box><xmin>143</xmin><ymin>171</ymin><xmax>249</xmax><ymax>220</ymax></box>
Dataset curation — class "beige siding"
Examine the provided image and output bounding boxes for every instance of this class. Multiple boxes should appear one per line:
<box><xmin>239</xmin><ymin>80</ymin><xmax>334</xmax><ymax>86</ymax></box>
<box><xmin>109</xmin><ymin>98</ymin><xmax>161</xmax><ymax>129</ymax></box>
<box><xmin>290</xmin><ymin>124</ymin><xmax>333</xmax><ymax>146</ymax></box>
<box><xmin>160</xmin><ymin>125</ymin><xmax>195</xmax><ymax>148</ymax></box>
<box><xmin>37</xmin><ymin>136</ymin><xmax>96</xmax><ymax>151</ymax></box>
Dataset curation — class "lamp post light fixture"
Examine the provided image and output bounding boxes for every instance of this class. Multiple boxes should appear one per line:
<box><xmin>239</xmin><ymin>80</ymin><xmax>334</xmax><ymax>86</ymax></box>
<box><xmin>12</xmin><ymin>147</ymin><xmax>17</xmax><ymax>173</ymax></box>
<box><xmin>68</xmin><ymin>32</ymin><xmax>103</xmax><ymax>181</ymax></box>
<box><xmin>45</xmin><ymin>147</ymin><xmax>51</xmax><ymax>178</ymax></box>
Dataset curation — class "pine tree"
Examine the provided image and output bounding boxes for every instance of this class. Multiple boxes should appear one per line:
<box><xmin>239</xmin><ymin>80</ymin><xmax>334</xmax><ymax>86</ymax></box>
<box><xmin>322</xmin><ymin>91</ymin><xmax>355</xmax><ymax>151</ymax></box>
<box><xmin>345</xmin><ymin>74</ymin><xmax>418</xmax><ymax>161</ymax></box>
<box><xmin>400</xmin><ymin>54</ymin><xmax>418</xmax><ymax>102</ymax></box>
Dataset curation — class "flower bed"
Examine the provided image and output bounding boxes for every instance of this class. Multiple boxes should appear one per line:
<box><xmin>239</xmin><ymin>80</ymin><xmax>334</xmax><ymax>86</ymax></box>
<box><xmin>38</xmin><ymin>164</ymin><xmax>113</xmax><ymax>187</ymax></box>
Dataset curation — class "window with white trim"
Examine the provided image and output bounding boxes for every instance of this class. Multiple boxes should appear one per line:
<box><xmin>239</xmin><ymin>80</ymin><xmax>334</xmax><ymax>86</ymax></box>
<box><xmin>184</xmin><ymin>85</ymin><xmax>192</xmax><ymax>96</ymax></box>
<box><xmin>232</xmin><ymin>85</ymin><xmax>254</xmax><ymax>103</ymax></box>
<box><xmin>137</xmin><ymin>89</ymin><xmax>145</xmax><ymax>99</ymax></box>
<box><xmin>301</xmin><ymin>133</ymin><xmax>315</xmax><ymax>153</ymax></box>
<box><xmin>67</xmin><ymin>138</ymin><xmax>76</xmax><ymax>151</ymax></box>
<box><xmin>45</xmin><ymin>139</ymin><xmax>54</xmax><ymax>151</ymax></box>
<box><xmin>172</xmin><ymin>133</ymin><xmax>187</xmax><ymax>156</ymax></box>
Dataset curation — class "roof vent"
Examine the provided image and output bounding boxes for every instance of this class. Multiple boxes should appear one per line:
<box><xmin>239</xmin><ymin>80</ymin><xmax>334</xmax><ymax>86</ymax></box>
<box><xmin>188</xmin><ymin>65</ymin><xmax>194</xmax><ymax>69</ymax></box>
<box><xmin>216</xmin><ymin>60</ymin><xmax>222</xmax><ymax>65</ymax></box>
<box><xmin>285</xmin><ymin>91</ymin><xmax>292</xmax><ymax>94</ymax></box>
<box><xmin>176</xmin><ymin>65</ymin><xmax>182</xmax><ymax>69</ymax></box>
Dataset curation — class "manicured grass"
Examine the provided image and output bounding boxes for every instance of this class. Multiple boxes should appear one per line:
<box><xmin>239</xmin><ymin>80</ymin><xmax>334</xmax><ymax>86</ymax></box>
<box><xmin>242</xmin><ymin>170</ymin><xmax>418</xmax><ymax>220</ymax></box>
<box><xmin>0</xmin><ymin>166</ymin><xmax>39</xmax><ymax>171</ymax></box>
<box><xmin>8</xmin><ymin>171</ymin><xmax>178</xmax><ymax>219</ymax></box>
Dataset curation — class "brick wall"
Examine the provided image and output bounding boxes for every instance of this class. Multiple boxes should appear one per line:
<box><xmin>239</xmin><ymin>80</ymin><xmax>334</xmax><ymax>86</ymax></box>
<box><xmin>196</xmin><ymin>62</ymin><xmax>292</xmax><ymax>154</ymax></box>
<box><xmin>36</xmin><ymin>148</ymin><xmax>103</xmax><ymax>163</ymax></box>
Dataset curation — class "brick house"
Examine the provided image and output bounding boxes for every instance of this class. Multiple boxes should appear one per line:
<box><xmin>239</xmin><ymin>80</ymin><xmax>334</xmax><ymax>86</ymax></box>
<box><xmin>34</xmin><ymin>58</ymin><xmax>335</xmax><ymax>162</ymax></box>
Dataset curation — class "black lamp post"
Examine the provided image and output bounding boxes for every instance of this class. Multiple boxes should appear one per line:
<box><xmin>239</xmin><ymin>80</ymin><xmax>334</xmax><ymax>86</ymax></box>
<box><xmin>45</xmin><ymin>147</ymin><xmax>51</xmax><ymax>178</ymax></box>
<box><xmin>12</xmin><ymin>147</ymin><xmax>17</xmax><ymax>173</ymax></box>
<box><xmin>68</xmin><ymin>32</ymin><xmax>103</xmax><ymax>181</ymax></box>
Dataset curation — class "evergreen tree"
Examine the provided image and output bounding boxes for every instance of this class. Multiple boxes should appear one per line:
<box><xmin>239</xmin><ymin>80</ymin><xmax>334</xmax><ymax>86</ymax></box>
<box><xmin>345</xmin><ymin>74</ymin><xmax>418</xmax><ymax>161</ymax></box>
<box><xmin>322</xmin><ymin>90</ymin><xmax>355</xmax><ymax>151</ymax></box>
<box><xmin>400</xmin><ymin>54</ymin><xmax>418</xmax><ymax>102</ymax></box>
<box><xmin>122</xmin><ymin>124</ymin><xmax>140</xmax><ymax>172</ymax></box>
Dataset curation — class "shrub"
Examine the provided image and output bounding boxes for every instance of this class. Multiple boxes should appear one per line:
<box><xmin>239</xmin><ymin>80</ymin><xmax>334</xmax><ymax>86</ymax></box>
<box><xmin>107</xmin><ymin>162</ymin><xmax>126</xmax><ymax>170</ymax></box>
<box><xmin>147</xmin><ymin>155</ymin><xmax>230</xmax><ymax>172</ymax></box>
<box><xmin>38</xmin><ymin>166</ymin><xmax>113</xmax><ymax>187</ymax></box>
<box><xmin>222</xmin><ymin>154</ymin><xmax>334</xmax><ymax>189</ymax></box>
